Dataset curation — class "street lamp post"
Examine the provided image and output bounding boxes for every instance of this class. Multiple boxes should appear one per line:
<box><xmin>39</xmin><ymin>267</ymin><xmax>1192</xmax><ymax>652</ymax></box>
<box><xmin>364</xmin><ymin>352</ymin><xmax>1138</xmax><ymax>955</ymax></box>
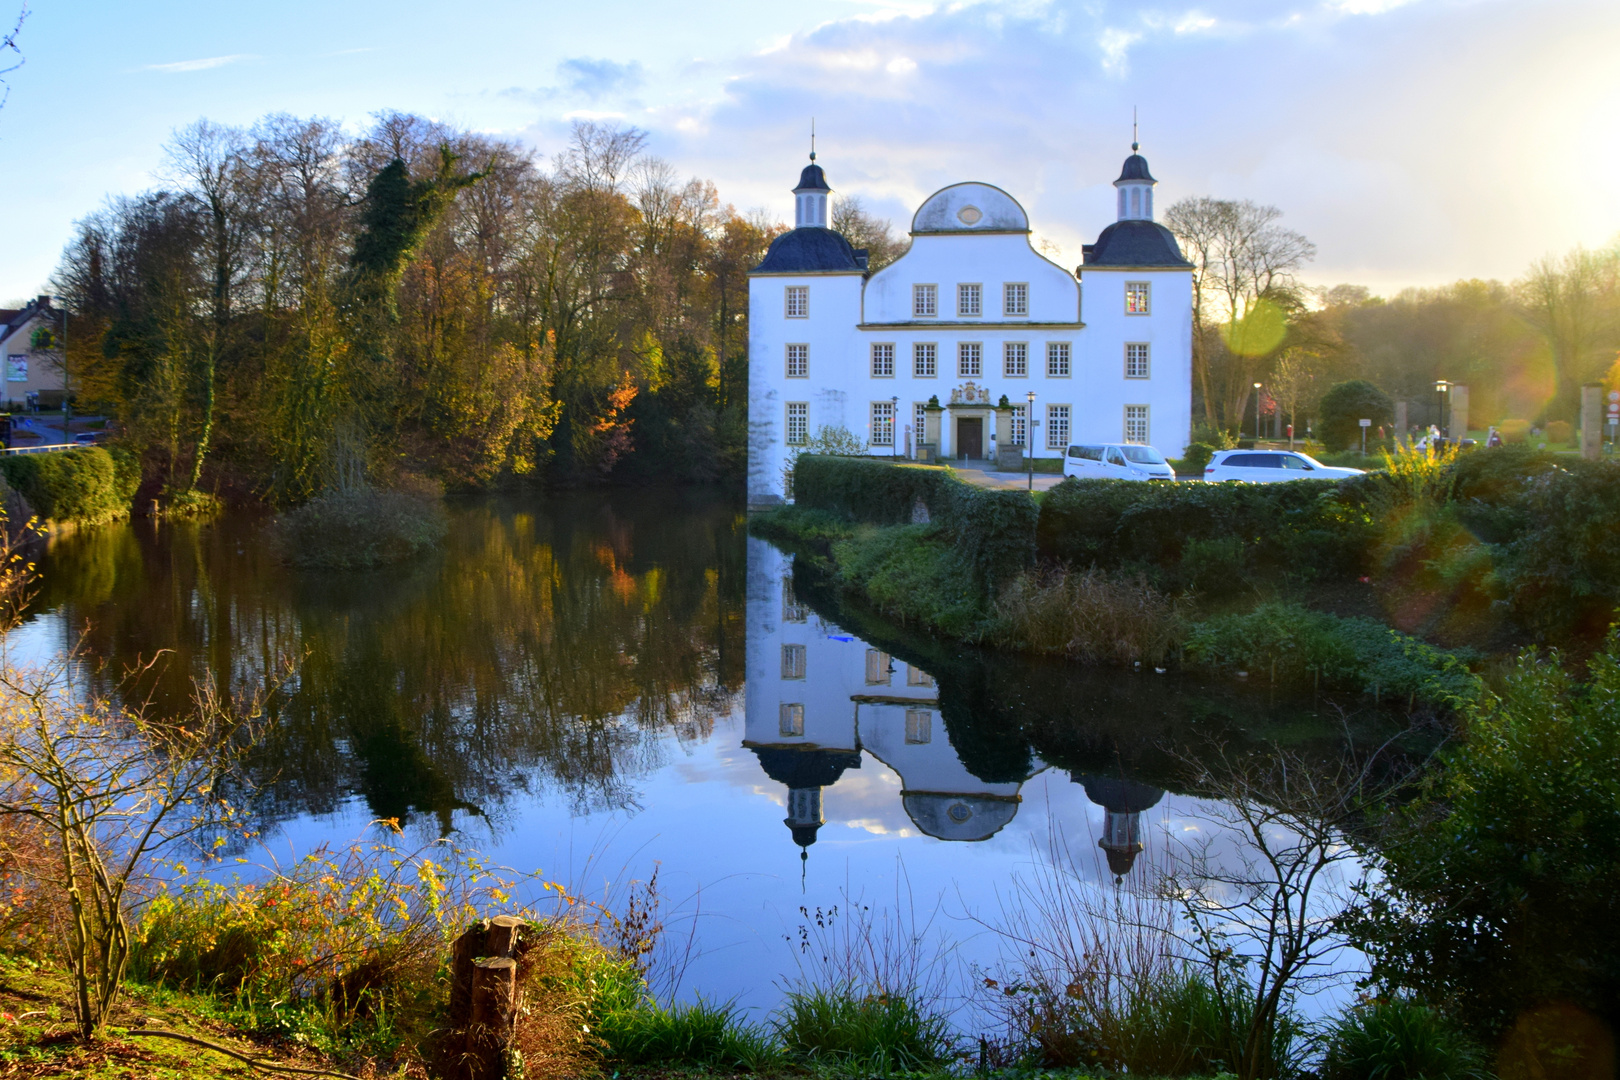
<box><xmin>1253</xmin><ymin>382</ymin><xmax>1263</xmax><ymax>443</ymax></box>
<box><xmin>1026</xmin><ymin>390</ymin><xmax>1036</xmax><ymax>492</ymax></box>
<box><xmin>56</xmin><ymin>302</ymin><xmax>69</xmax><ymax>443</ymax></box>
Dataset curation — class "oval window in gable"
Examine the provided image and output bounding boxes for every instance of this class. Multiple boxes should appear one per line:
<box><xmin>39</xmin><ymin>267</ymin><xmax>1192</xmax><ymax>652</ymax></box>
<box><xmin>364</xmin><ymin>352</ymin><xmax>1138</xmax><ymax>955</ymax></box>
<box><xmin>957</xmin><ymin>205</ymin><xmax>982</xmax><ymax>225</ymax></box>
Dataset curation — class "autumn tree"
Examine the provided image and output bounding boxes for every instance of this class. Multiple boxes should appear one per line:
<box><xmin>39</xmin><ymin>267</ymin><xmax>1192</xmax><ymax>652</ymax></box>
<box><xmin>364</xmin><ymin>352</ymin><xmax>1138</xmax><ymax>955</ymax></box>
<box><xmin>1164</xmin><ymin>198</ymin><xmax>1315</xmax><ymax>431</ymax></box>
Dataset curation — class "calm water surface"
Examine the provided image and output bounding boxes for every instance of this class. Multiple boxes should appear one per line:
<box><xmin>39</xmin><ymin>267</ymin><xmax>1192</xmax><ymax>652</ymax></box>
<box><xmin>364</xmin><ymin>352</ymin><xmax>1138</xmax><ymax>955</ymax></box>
<box><xmin>22</xmin><ymin>491</ymin><xmax>1378</xmax><ymax>1020</ymax></box>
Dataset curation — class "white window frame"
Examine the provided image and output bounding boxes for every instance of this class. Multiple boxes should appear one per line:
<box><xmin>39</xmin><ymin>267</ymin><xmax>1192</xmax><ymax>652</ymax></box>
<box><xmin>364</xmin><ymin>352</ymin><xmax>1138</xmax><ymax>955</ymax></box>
<box><xmin>871</xmin><ymin>401</ymin><xmax>895</xmax><ymax>447</ymax></box>
<box><xmin>785</xmin><ymin>285</ymin><xmax>809</xmax><ymax>318</ymax></box>
<box><xmin>957</xmin><ymin>283</ymin><xmax>982</xmax><ymax>318</ymax></box>
<box><xmin>871</xmin><ymin>343</ymin><xmax>895</xmax><ymax>378</ymax></box>
<box><xmin>782</xmin><ymin>578</ymin><xmax>807</xmax><ymax>622</ymax></box>
<box><xmin>1046</xmin><ymin>404</ymin><xmax>1071</xmax><ymax>449</ymax></box>
<box><xmin>1046</xmin><ymin>342</ymin><xmax>1072</xmax><ymax>378</ymax></box>
<box><xmin>1125</xmin><ymin>404</ymin><xmax>1150</xmax><ymax>444</ymax></box>
<box><xmin>785</xmin><ymin>343</ymin><xmax>809</xmax><ymax>378</ymax></box>
<box><xmin>1125</xmin><ymin>342</ymin><xmax>1150</xmax><ymax>379</ymax></box>
<box><xmin>1003</xmin><ymin>341</ymin><xmax>1028</xmax><ymax>378</ymax></box>
<box><xmin>779</xmin><ymin>703</ymin><xmax>805</xmax><ymax>736</ymax></box>
<box><xmin>785</xmin><ymin>402</ymin><xmax>809</xmax><ymax>446</ymax></box>
<box><xmin>1010</xmin><ymin>404</ymin><xmax>1027</xmax><ymax>447</ymax></box>
<box><xmin>904</xmin><ymin>709</ymin><xmax>933</xmax><ymax>744</ymax></box>
<box><xmin>913</xmin><ymin>283</ymin><xmax>938</xmax><ymax>318</ymax></box>
<box><xmin>913</xmin><ymin>342</ymin><xmax>937</xmax><ymax>378</ymax></box>
<box><xmin>781</xmin><ymin>643</ymin><xmax>806</xmax><ymax>680</ymax></box>
<box><xmin>865</xmin><ymin>648</ymin><xmax>892</xmax><ymax>685</ymax></box>
<box><xmin>1004</xmin><ymin>282</ymin><xmax>1029</xmax><ymax>317</ymax></box>
<box><xmin>957</xmin><ymin>342</ymin><xmax>982</xmax><ymax>378</ymax></box>
<box><xmin>914</xmin><ymin>402</ymin><xmax>928</xmax><ymax>448</ymax></box>
<box><xmin>1125</xmin><ymin>281</ymin><xmax>1150</xmax><ymax>315</ymax></box>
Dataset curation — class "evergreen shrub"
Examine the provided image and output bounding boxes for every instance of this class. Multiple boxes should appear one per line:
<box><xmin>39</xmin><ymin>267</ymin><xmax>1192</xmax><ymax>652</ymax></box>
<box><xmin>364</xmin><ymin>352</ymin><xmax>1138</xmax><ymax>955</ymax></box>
<box><xmin>1037</xmin><ymin>478</ymin><xmax>1370</xmax><ymax>589</ymax></box>
<box><xmin>1319</xmin><ymin>380</ymin><xmax>1394</xmax><ymax>451</ymax></box>
<box><xmin>793</xmin><ymin>455</ymin><xmax>1035</xmax><ymax>589</ymax></box>
<box><xmin>0</xmin><ymin>447</ymin><xmax>133</xmax><ymax>525</ymax></box>
<box><xmin>1183</xmin><ymin>602</ymin><xmax>1482</xmax><ymax>709</ymax></box>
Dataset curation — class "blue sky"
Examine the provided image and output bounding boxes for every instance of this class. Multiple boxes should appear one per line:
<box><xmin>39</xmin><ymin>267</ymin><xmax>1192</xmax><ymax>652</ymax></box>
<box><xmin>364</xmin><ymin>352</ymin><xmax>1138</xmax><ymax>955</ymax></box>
<box><xmin>2</xmin><ymin>0</ymin><xmax>1616</xmax><ymax>302</ymax></box>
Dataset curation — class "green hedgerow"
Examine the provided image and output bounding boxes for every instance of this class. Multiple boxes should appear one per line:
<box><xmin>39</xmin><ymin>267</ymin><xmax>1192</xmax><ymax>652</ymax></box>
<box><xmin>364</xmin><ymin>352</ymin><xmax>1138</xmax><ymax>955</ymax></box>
<box><xmin>274</xmin><ymin>488</ymin><xmax>448</xmax><ymax>570</ymax></box>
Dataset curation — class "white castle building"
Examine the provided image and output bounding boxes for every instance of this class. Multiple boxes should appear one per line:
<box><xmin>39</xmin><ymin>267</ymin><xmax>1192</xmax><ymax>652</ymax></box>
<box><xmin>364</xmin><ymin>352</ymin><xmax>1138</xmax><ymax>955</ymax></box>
<box><xmin>746</xmin><ymin>142</ymin><xmax>1194</xmax><ymax>504</ymax></box>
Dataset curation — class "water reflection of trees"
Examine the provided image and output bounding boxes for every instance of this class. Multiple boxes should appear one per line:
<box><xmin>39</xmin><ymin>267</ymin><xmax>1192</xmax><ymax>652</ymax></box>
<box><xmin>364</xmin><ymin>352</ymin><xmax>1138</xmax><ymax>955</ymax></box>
<box><xmin>29</xmin><ymin>492</ymin><xmax>746</xmax><ymax>834</ymax></box>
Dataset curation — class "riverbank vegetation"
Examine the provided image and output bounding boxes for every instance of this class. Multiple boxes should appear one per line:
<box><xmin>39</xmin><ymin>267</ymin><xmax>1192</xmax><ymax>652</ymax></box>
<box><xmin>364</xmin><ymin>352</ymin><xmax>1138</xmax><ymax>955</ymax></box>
<box><xmin>758</xmin><ymin>449</ymin><xmax>1616</xmax><ymax>712</ymax></box>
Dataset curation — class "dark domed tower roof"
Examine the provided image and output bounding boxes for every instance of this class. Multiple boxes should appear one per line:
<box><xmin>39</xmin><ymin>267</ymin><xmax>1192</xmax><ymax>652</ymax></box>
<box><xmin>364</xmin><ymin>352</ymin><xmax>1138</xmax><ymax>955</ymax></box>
<box><xmin>751</xmin><ymin>747</ymin><xmax>861</xmax><ymax>789</ymax></box>
<box><xmin>795</xmin><ymin>162</ymin><xmax>830</xmax><ymax>193</ymax></box>
<box><xmin>1083</xmin><ymin>220</ymin><xmax>1192</xmax><ymax>268</ymax></box>
<box><xmin>1077</xmin><ymin>773</ymin><xmax>1165</xmax><ymax>813</ymax></box>
<box><xmin>1116</xmin><ymin>152</ymin><xmax>1157</xmax><ymax>184</ymax></box>
<box><xmin>753</xmin><ymin>227</ymin><xmax>866</xmax><ymax>274</ymax></box>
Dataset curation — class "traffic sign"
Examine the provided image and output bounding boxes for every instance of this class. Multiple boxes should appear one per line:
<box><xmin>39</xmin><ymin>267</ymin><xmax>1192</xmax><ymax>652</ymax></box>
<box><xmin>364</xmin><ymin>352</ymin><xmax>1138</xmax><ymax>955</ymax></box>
<box><xmin>1359</xmin><ymin>418</ymin><xmax>1372</xmax><ymax>427</ymax></box>
<box><xmin>1610</xmin><ymin>391</ymin><xmax>1619</xmax><ymax>403</ymax></box>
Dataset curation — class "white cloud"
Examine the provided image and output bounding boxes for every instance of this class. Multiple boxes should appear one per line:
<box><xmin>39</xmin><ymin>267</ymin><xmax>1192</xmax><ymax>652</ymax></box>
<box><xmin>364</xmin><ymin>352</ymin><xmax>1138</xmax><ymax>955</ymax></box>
<box><xmin>1098</xmin><ymin>27</ymin><xmax>1143</xmax><ymax>74</ymax></box>
<box><xmin>143</xmin><ymin>54</ymin><xmax>251</xmax><ymax>74</ymax></box>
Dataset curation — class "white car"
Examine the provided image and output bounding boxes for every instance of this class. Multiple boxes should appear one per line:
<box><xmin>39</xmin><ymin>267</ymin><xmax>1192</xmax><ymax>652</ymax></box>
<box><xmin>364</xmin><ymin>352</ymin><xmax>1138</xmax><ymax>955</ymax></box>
<box><xmin>1063</xmin><ymin>443</ymin><xmax>1176</xmax><ymax>482</ymax></box>
<box><xmin>1203</xmin><ymin>449</ymin><xmax>1364</xmax><ymax>482</ymax></box>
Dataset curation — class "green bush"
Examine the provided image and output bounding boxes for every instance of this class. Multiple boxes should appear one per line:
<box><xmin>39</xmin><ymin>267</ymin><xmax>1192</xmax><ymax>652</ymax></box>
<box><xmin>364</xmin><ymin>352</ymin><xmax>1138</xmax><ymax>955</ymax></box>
<box><xmin>1319</xmin><ymin>380</ymin><xmax>1394</xmax><ymax>452</ymax></box>
<box><xmin>792</xmin><ymin>454</ymin><xmax>948</xmax><ymax>525</ymax></box>
<box><xmin>1173</xmin><ymin>441</ymin><xmax>1217</xmax><ymax>476</ymax></box>
<box><xmin>775</xmin><ymin>986</ymin><xmax>953</xmax><ymax>1072</ymax></box>
<box><xmin>1351</xmin><ymin>636</ymin><xmax>1620</xmax><ymax>1039</ymax></box>
<box><xmin>1320</xmin><ymin>997</ymin><xmax>1488</xmax><ymax>1080</ymax></box>
<box><xmin>275</xmin><ymin>488</ymin><xmax>448</xmax><ymax>570</ymax></box>
<box><xmin>1184</xmin><ymin>602</ymin><xmax>1482</xmax><ymax>709</ymax></box>
<box><xmin>0</xmin><ymin>447</ymin><xmax>133</xmax><ymax>525</ymax></box>
<box><xmin>832</xmin><ymin>525</ymin><xmax>986</xmax><ymax>637</ymax></box>
<box><xmin>1037</xmin><ymin>477</ymin><xmax>1370</xmax><ymax>591</ymax></box>
<box><xmin>794</xmin><ymin>455</ymin><xmax>1035</xmax><ymax>591</ymax></box>
<box><xmin>1545</xmin><ymin>419</ymin><xmax>1573</xmax><ymax>444</ymax></box>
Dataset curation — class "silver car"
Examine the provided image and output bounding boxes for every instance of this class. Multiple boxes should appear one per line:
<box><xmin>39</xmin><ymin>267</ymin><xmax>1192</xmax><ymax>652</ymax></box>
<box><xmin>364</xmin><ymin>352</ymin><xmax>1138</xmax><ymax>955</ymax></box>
<box><xmin>1204</xmin><ymin>449</ymin><xmax>1364</xmax><ymax>482</ymax></box>
<box><xmin>1063</xmin><ymin>443</ymin><xmax>1176</xmax><ymax>482</ymax></box>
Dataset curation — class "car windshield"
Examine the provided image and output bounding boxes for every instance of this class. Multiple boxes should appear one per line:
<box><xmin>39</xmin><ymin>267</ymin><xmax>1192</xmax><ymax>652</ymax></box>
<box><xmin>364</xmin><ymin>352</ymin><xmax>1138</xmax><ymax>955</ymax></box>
<box><xmin>1121</xmin><ymin>446</ymin><xmax>1165</xmax><ymax>464</ymax></box>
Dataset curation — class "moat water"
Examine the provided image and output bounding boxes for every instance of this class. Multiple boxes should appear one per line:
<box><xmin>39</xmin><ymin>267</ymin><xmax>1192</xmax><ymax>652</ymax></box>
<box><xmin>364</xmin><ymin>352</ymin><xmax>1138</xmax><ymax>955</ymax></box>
<box><xmin>18</xmin><ymin>491</ymin><xmax>1379</xmax><ymax>1023</ymax></box>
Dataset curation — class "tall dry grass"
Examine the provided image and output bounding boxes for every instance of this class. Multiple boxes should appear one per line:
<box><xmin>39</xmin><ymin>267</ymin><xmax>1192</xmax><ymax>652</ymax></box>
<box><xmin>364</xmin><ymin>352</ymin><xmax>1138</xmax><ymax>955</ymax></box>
<box><xmin>991</xmin><ymin>566</ymin><xmax>1187</xmax><ymax>666</ymax></box>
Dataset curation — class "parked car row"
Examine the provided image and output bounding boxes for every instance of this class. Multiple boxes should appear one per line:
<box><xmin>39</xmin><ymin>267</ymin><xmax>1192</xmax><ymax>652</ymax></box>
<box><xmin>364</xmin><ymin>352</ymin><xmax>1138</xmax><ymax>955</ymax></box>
<box><xmin>1061</xmin><ymin>444</ymin><xmax>1365</xmax><ymax>484</ymax></box>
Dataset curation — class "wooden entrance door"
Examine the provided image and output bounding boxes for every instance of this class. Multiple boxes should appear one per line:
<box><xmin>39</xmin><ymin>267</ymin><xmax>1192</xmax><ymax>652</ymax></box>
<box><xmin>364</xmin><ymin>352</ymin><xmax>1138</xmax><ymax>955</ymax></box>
<box><xmin>956</xmin><ymin>417</ymin><xmax>983</xmax><ymax>460</ymax></box>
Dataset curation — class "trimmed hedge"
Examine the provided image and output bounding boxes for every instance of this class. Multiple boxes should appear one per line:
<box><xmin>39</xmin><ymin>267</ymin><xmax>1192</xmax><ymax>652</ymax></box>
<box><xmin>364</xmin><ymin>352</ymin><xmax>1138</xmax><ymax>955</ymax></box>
<box><xmin>793</xmin><ymin>455</ymin><xmax>1035</xmax><ymax>589</ymax></box>
<box><xmin>0</xmin><ymin>446</ymin><xmax>138</xmax><ymax>526</ymax></box>
<box><xmin>1036</xmin><ymin>477</ymin><xmax>1370</xmax><ymax>590</ymax></box>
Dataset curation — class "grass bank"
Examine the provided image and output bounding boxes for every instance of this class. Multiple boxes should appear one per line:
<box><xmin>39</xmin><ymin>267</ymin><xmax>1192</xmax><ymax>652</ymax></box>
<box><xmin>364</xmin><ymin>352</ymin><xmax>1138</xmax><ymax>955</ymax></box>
<box><xmin>749</xmin><ymin>448</ymin><xmax>1620</xmax><ymax>714</ymax></box>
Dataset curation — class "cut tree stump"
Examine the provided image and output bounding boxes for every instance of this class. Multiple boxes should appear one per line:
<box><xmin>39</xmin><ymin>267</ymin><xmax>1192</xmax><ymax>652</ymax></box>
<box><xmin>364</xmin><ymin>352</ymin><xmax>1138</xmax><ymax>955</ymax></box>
<box><xmin>449</xmin><ymin>916</ymin><xmax>530</xmax><ymax>1080</ymax></box>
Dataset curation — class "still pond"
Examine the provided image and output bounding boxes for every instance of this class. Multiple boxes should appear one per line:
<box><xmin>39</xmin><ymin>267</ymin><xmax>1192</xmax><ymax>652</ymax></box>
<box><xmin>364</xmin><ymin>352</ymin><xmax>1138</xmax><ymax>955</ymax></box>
<box><xmin>17</xmin><ymin>491</ymin><xmax>1377</xmax><ymax>1019</ymax></box>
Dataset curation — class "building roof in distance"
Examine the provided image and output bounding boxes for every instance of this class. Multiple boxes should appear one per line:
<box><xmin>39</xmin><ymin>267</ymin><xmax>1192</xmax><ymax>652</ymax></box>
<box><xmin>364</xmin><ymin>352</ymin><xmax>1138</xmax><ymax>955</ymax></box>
<box><xmin>753</xmin><ymin>226</ymin><xmax>867</xmax><ymax>274</ymax></box>
<box><xmin>911</xmin><ymin>182</ymin><xmax>1029</xmax><ymax>234</ymax></box>
<box><xmin>1084</xmin><ymin>220</ymin><xmax>1192</xmax><ymax>268</ymax></box>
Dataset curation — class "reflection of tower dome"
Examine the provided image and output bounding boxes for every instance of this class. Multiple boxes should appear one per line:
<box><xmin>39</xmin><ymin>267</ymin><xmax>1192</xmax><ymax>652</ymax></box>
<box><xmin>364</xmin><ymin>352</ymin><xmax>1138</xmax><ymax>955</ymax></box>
<box><xmin>1076</xmin><ymin>773</ymin><xmax>1165</xmax><ymax>879</ymax></box>
<box><xmin>902</xmin><ymin>793</ymin><xmax>1020</xmax><ymax>842</ymax></box>
<box><xmin>752</xmin><ymin>747</ymin><xmax>862</xmax><ymax>853</ymax></box>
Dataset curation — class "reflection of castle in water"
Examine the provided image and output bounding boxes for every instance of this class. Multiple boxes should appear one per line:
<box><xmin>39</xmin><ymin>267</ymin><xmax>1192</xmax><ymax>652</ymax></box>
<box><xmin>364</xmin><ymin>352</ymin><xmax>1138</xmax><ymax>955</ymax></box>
<box><xmin>744</xmin><ymin>539</ymin><xmax>1165</xmax><ymax>871</ymax></box>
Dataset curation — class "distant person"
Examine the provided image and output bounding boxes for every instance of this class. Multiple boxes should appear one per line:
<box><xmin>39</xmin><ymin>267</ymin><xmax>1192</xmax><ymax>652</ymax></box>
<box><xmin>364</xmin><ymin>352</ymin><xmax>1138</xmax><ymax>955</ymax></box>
<box><xmin>1487</xmin><ymin>426</ymin><xmax>1502</xmax><ymax>448</ymax></box>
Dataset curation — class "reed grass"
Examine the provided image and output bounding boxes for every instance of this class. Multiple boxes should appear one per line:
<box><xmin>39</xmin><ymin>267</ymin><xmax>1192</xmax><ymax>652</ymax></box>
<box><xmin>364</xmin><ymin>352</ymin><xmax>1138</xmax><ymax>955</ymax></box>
<box><xmin>990</xmin><ymin>566</ymin><xmax>1187</xmax><ymax>666</ymax></box>
<box><xmin>1320</xmin><ymin>997</ymin><xmax>1489</xmax><ymax>1080</ymax></box>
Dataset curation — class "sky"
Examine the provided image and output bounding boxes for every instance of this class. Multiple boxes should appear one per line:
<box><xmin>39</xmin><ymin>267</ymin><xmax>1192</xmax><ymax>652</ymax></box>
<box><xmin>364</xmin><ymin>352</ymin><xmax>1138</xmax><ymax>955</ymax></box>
<box><xmin>1</xmin><ymin>0</ymin><xmax>1617</xmax><ymax>303</ymax></box>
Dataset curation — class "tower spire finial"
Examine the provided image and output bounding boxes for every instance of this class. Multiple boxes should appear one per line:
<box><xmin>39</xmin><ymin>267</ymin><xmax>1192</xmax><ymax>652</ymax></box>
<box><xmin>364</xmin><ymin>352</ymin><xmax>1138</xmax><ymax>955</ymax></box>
<box><xmin>1132</xmin><ymin>107</ymin><xmax>1139</xmax><ymax>152</ymax></box>
<box><xmin>810</xmin><ymin>118</ymin><xmax>816</xmax><ymax>162</ymax></box>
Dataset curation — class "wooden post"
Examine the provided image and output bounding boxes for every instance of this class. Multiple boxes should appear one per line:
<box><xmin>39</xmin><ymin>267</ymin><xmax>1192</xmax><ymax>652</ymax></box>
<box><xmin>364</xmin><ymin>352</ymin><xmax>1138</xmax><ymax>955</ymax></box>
<box><xmin>449</xmin><ymin>916</ymin><xmax>529</xmax><ymax>1079</ymax></box>
<box><xmin>466</xmin><ymin>957</ymin><xmax>518</xmax><ymax>1080</ymax></box>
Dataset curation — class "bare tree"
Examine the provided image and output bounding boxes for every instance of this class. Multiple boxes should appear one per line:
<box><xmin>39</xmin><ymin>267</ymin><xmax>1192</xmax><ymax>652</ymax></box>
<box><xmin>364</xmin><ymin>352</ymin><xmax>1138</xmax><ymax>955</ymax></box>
<box><xmin>832</xmin><ymin>195</ymin><xmax>907</xmax><ymax>271</ymax></box>
<box><xmin>1515</xmin><ymin>245</ymin><xmax>1620</xmax><ymax>421</ymax></box>
<box><xmin>1160</xmin><ymin>745</ymin><xmax>1386</xmax><ymax>1080</ymax></box>
<box><xmin>1268</xmin><ymin>346</ymin><xmax>1326</xmax><ymax>448</ymax></box>
<box><xmin>1165</xmin><ymin>198</ymin><xmax>1315</xmax><ymax>430</ymax></box>
<box><xmin>0</xmin><ymin>4</ymin><xmax>25</xmax><ymax>113</ymax></box>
